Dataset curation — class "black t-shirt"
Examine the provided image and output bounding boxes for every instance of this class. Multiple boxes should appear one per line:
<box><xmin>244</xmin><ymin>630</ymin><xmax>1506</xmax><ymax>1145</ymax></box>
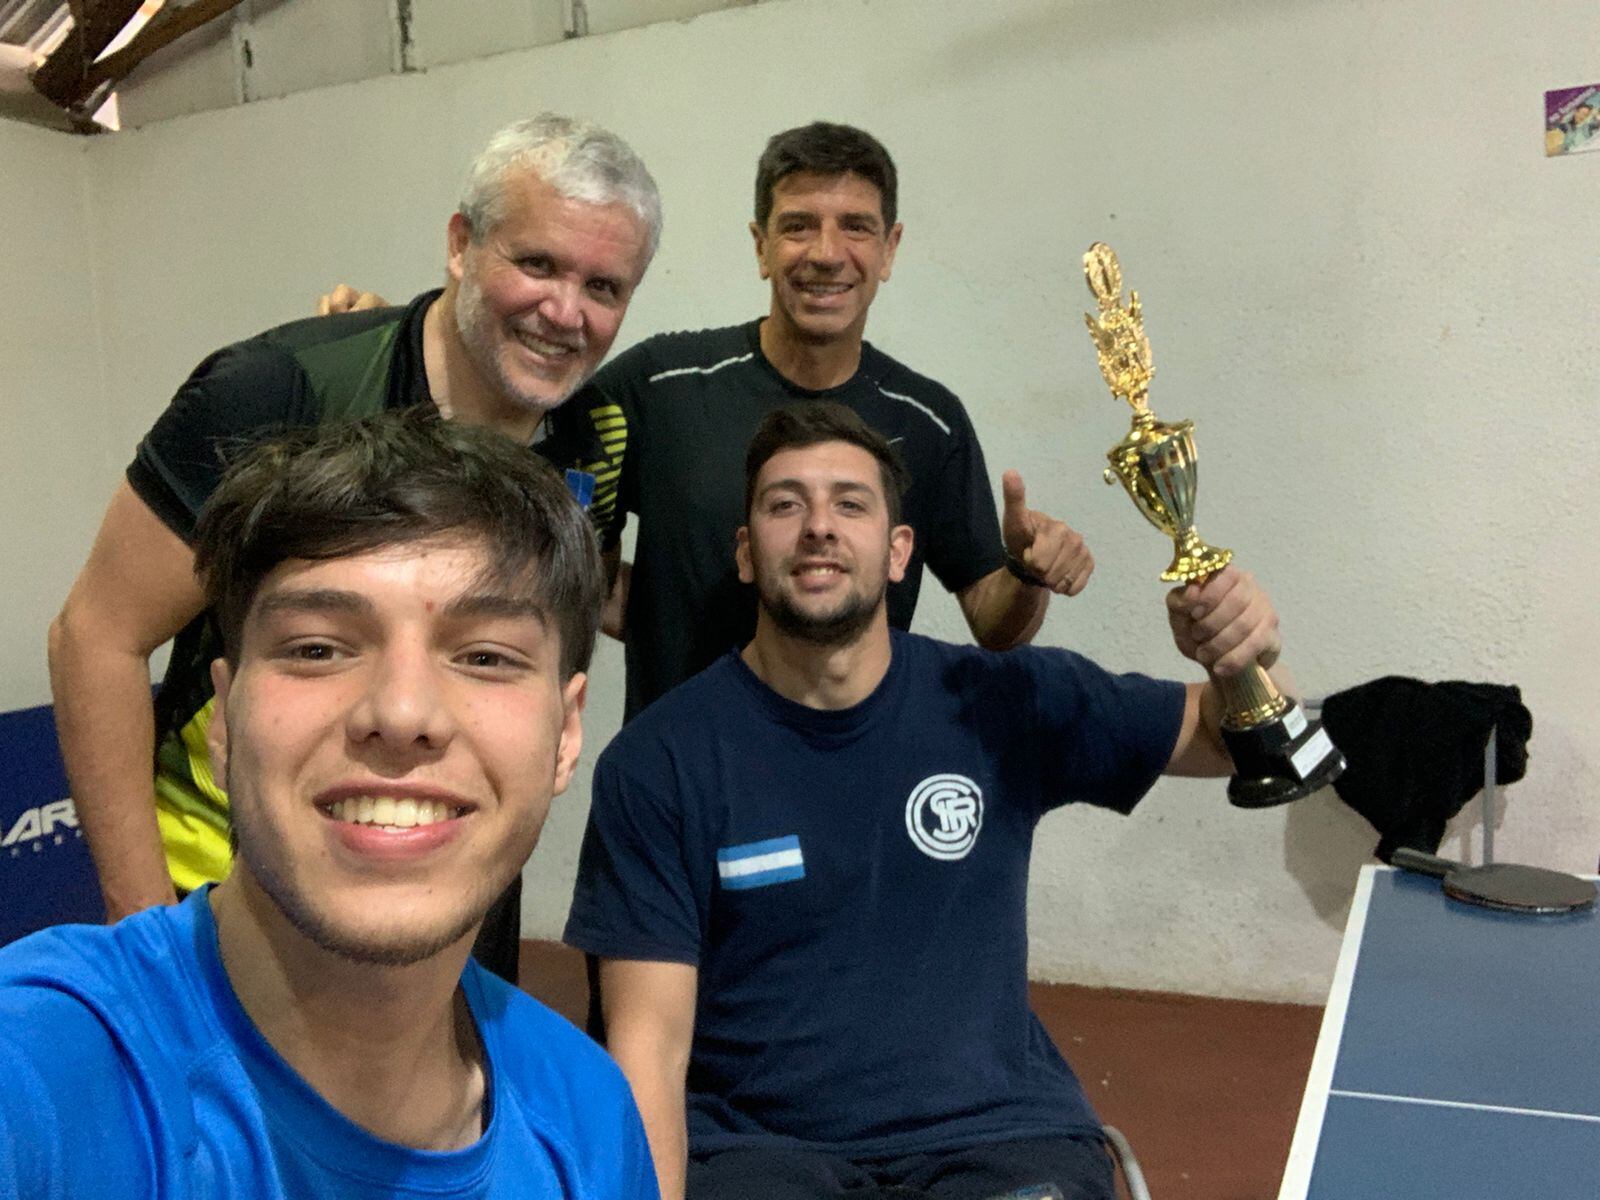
<box><xmin>589</xmin><ymin>320</ymin><xmax>1006</xmax><ymax>718</ymax></box>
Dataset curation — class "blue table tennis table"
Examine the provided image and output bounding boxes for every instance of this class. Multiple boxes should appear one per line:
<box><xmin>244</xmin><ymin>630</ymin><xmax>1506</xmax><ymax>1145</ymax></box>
<box><xmin>1279</xmin><ymin>863</ymin><xmax>1600</xmax><ymax>1199</ymax></box>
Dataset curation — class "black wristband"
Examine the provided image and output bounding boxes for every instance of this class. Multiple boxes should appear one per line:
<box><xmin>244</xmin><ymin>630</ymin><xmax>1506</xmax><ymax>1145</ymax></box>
<box><xmin>1005</xmin><ymin>552</ymin><xmax>1048</xmax><ymax>588</ymax></box>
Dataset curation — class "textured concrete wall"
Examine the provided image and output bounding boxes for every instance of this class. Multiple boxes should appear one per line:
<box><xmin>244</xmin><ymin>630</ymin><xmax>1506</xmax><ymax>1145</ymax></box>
<box><xmin>35</xmin><ymin>0</ymin><xmax>1600</xmax><ymax>1000</ymax></box>
<box><xmin>0</xmin><ymin>121</ymin><xmax>108</xmax><ymax>712</ymax></box>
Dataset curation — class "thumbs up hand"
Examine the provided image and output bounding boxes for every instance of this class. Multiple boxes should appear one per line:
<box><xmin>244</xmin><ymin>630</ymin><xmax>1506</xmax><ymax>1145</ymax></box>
<box><xmin>1000</xmin><ymin>470</ymin><xmax>1094</xmax><ymax>597</ymax></box>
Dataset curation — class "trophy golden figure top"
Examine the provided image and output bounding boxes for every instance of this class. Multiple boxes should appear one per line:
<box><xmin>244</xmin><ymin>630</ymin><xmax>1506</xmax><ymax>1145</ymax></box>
<box><xmin>1080</xmin><ymin>242</ymin><xmax>1233</xmax><ymax>584</ymax></box>
<box><xmin>1082</xmin><ymin>242</ymin><xmax>1155</xmax><ymax>417</ymax></box>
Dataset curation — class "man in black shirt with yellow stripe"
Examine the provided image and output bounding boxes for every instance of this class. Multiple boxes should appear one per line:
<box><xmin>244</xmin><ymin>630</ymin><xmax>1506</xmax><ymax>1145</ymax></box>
<box><xmin>48</xmin><ymin>113</ymin><xmax>661</xmax><ymax>982</ymax></box>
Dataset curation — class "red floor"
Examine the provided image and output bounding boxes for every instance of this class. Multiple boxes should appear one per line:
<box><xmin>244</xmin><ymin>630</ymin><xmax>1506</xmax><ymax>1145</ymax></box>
<box><xmin>519</xmin><ymin>940</ymin><xmax>1322</xmax><ymax>1200</ymax></box>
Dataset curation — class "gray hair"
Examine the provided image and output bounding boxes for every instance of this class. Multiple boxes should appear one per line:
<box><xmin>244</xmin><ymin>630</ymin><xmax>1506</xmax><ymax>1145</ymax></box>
<box><xmin>458</xmin><ymin>113</ymin><xmax>662</xmax><ymax>263</ymax></box>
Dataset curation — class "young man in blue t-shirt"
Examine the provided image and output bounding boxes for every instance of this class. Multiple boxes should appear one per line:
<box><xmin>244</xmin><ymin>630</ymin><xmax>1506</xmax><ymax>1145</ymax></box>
<box><xmin>565</xmin><ymin>402</ymin><xmax>1298</xmax><ymax>1200</ymax></box>
<box><xmin>0</xmin><ymin>415</ymin><xmax>657</xmax><ymax>1199</ymax></box>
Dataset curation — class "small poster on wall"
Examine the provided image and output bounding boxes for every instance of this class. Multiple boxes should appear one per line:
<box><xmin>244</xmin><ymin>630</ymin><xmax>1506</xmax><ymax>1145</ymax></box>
<box><xmin>1546</xmin><ymin>84</ymin><xmax>1600</xmax><ymax>156</ymax></box>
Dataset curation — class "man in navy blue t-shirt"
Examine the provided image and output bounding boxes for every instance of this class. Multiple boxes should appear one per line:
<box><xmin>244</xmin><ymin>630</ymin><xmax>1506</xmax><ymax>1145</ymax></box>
<box><xmin>0</xmin><ymin>415</ymin><xmax>656</xmax><ymax>1199</ymax></box>
<box><xmin>565</xmin><ymin>402</ymin><xmax>1298</xmax><ymax>1200</ymax></box>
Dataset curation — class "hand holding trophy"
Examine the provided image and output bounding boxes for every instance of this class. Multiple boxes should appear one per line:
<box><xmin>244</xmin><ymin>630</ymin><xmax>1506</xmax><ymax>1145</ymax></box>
<box><xmin>1082</xmin><ymin>243</ymin><xmax>1344</xmax><ymax>807</ymax></box>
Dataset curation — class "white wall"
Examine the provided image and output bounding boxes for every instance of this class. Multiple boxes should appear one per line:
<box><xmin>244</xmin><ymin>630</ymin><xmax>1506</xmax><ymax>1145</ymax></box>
<box><xmin>0</xmin><ymin>121</ymin><xmax>107</xmax><ymax>713</ymax></box>
<box><xmin>15</xmin><ymin>0</ymin><xmax>1598</xmax><ymax>1000</ymax></box>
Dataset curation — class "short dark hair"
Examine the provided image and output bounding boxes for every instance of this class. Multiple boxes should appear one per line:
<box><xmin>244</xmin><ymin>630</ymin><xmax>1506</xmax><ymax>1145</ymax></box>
<box><xmin>754</xmin><ymin>122</ymin><xmax>898</xmax><ymax>230</ymax></box>
<box><xmin>193</xmin><ymin>410</ymin><xmax>604</xmax><ymax>678</ymax></box>
<box><xmin>744</xmin><ymin>402</ymin><xmax>910</xmax><ymax>524</ymax></box>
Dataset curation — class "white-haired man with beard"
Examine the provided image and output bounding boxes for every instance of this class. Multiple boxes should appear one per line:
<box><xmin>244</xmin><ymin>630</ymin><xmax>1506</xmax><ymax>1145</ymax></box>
<box><xmin>4</xmin><ymin>414</ymin><xmax>657</xmax><ymax>1199</ymax></box>
<box><xmin>566</xmin><ymin>401</ymin><xmax>1296</xmax><ymax>1200</ymax></box>
<box><xmin>48</xmin><ymin>113</ymin><xmax>659</xmax><ymax>982</ymax></box>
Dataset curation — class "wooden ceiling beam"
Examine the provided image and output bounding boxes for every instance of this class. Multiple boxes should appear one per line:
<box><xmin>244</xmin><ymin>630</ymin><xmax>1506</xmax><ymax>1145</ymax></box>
<box><xmin>82</xmin><ymin>0</ymin><xmax>244</xmax><ymax>94</ymax></box>
<box><xmin>32</xmin><ymin>0</ymin><xmax>146</xmax><ymax>109</ymax></box>
<box><xmin>29</xmin><ymin>0</ymin><xmax>245</xmax><ymax>118</ymax></box>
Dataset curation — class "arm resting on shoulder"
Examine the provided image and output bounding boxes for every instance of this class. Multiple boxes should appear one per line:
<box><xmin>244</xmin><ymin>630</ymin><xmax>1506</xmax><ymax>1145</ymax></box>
<box><xmin>599</xmin><ymin>957</ymin><xmax>697</xmax><ymax>1200</ymax></box>
<box><xmin>47</xmin><ymin>481</ymin><xmax>207</xmax><ymax>919</ymax></box>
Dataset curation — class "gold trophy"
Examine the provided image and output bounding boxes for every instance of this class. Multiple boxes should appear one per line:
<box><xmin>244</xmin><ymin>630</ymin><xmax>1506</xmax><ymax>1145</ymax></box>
<box><xmin>1082</xmin><ymin>242</ymin><xmax>1344</xmax><ymax>807</ymax></box>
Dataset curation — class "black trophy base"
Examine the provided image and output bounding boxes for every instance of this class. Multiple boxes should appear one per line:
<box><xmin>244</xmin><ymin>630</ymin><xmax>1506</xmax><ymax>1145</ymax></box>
<box><xmin>1222</xmin><ymin>701</ymin><xmax>1346</xmax><ymax>809</ymax></box>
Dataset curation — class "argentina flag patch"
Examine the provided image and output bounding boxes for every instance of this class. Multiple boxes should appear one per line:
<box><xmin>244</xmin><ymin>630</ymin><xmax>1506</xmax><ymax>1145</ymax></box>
<box><xmin>716</xmin><ymin>835</ymin><xmax>804</xmax><ymax>890</ymax></box>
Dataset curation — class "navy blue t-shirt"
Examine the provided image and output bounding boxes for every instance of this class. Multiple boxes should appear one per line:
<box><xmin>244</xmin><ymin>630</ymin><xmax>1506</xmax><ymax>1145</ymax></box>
<box><xmin>564</xmin><ymin>630</ymin><xmax>1187</xmax><ymax>1160</ymax></box>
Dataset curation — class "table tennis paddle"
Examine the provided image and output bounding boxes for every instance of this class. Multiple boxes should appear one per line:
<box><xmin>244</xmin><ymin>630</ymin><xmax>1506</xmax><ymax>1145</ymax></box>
<box><xmin>1390</xmin><ymin>847</ymin><xmax>1596</xmax><ymax>914</ymax></box>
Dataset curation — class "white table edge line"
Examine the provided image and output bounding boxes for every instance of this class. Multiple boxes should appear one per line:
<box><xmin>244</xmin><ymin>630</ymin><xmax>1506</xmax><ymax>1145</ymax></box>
<box><xmin>1276</xmin><ymin>864</ymin><xmax>1378</xmax><ymax>1200</ymax></box>
<box><xmin>1327</xmin><ymin>1089</ymin><xmax>1600</xmax><ymax>1125</ymax></box>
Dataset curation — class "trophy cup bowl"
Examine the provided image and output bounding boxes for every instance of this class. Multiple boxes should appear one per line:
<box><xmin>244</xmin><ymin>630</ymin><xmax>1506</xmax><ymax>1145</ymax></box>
<box><xmin>1083</xmin><ymin>242</ymin><xmax>1344</xmax><ymax>808</ymax></box>
<box><xmin>1105</xmin><ymin>414</ymin><xmax>1234</xmax><ymax>583</ymax></box>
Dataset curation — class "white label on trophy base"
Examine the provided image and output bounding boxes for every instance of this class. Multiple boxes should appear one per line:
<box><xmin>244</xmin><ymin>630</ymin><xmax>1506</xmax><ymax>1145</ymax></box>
<box><xmin>1290</xmin><ymin>728</ymin><xmax>1334</xmax><ymax>782</ymax></box>
<box><xmin>1283</xmin><ymin>704</ymin><xmax>1307</xmax><ymax>738</ymax></box>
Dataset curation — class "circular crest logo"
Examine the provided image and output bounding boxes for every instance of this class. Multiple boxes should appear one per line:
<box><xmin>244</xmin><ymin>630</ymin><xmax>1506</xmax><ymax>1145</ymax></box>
<box><xmin>904</xmin><ymin>774</ymin><xmax>983</xmax><ymax>861</ymax></box>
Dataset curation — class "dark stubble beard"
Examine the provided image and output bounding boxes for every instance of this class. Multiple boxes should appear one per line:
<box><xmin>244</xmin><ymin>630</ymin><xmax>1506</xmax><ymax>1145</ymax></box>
<box><xmin>755</xmin><ymin>551</ymin><xmax>890</xmax><ymax>648</ymax></box>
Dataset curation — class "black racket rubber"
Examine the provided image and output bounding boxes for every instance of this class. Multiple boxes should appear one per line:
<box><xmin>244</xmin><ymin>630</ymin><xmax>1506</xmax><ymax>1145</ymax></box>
<box><xmin>1391</xmin><ymin>848</ymin><xmax>1597</xmax><ymax>915</ymax></box>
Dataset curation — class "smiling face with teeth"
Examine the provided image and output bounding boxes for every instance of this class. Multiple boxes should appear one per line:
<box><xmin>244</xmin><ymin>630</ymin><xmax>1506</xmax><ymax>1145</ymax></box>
<box><xmin>447</xmin><ymin>169</ymin><xmax>650</xmax><ymax>425</ymax></box>
<box><xmin>206</xmin><ymin>537</ymin><xmax>585</xmax><ymax>967</ymax></box>
<box><xmin>752</xmin><ymin>170</ymin><xmax>903</xmax><ymax>351</ymax></box>
<box><xmin>737</xmin><ymin>439</ymin><xmax>914</xmax><ymax>647</ymax></box>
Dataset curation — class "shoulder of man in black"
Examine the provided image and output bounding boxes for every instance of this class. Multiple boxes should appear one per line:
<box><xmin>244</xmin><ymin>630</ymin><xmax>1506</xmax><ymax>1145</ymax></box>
<box><xmin>252</xmin><ymin>297</ymin><xmax>418</xmax><ymax>352</ymax></box>
<box><xmin>588</xmin><ymin>321</ymin><xmax>760</xmax><ymax>401</ymax></box>
<box><xmin>127</xmin><ymin>337</ymin><xmax>312</xmax><ymax>542</ymax></box>
<box><xmin>854</xmin><ymin>338</ymin><xmax>973</xmax><ymax>426</ymax></box>
<box><xmin>128</xmin><ymin>294</ymin><xmax>432</xmax><ymax>542</ymax></box>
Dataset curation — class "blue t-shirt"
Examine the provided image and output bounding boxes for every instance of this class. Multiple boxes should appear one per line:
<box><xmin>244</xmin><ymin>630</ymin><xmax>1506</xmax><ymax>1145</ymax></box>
<box><xmin>565</xmin><ymin>630</ymin><xmax>1186</xmax><ymax>1160</ymax></box>
<box><xmin>0</xmin><ymin>890</ymin><xmax>658</xmax><ymax>1199</ymax></box>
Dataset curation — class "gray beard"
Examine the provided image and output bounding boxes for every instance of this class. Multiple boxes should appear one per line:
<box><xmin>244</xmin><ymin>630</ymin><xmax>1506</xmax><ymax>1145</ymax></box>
<box><xmin>454</xmin><ymin>273</ymin><xmax>582</xmax><ymax>416</ymax></box>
